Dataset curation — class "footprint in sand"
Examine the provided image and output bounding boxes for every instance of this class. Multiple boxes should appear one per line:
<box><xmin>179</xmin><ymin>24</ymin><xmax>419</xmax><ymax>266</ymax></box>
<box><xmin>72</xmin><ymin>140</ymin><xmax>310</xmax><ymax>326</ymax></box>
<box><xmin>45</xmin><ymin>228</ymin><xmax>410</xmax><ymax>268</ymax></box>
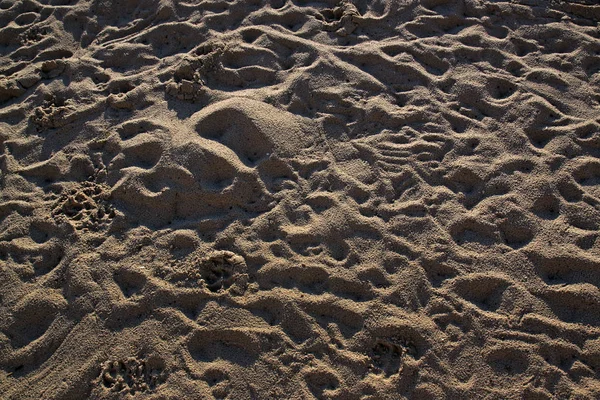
<box><xmin>109</xmin><ymin>98</ymin><xmax>319</xmax><ymax>228</ymax></box>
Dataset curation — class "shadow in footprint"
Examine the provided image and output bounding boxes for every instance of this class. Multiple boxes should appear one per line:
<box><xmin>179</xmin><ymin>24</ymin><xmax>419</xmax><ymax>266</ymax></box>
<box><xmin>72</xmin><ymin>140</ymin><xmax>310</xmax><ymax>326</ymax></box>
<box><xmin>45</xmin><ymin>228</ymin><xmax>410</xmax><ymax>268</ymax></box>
<box><xmin>486</xmin><ymin>346</ymin><xmax>528</xmax><ymax>376</ymax></box>
<box><xmin>113</xmin><ymin>268</ymin><xmax>146</xmax><ymax>298</ymax></box>
<box><xmin>304</xmin><ymin>368</ymin><xmax>340</xmax><ymax>399</ymax></box>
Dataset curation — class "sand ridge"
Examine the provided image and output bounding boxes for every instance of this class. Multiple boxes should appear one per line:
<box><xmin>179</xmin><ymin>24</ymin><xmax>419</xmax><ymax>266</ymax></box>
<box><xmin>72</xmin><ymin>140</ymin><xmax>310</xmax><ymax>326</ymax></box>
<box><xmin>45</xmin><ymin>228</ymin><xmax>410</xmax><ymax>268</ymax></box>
<box><xmin>1</xmin><ymin>0</ymin><xmax>600</xmax><ymax>398</ymax></box>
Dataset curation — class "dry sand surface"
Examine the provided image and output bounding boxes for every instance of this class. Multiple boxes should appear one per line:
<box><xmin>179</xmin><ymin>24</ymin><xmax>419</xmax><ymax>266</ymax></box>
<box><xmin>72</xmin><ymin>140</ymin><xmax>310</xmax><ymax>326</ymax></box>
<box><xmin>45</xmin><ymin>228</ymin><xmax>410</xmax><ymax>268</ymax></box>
<box><xmin>1</xmin><ymin>0</ymin><xmax>600</xmax><ymax>398</ymax></box>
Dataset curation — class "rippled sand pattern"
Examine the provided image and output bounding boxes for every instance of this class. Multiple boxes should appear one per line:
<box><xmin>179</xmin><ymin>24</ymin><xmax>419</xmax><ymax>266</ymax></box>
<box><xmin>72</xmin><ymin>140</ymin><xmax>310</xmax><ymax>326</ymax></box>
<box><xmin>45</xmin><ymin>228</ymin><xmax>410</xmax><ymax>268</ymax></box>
<box><xmin>1</xmin><ymin>0</ymin><xmax>600</xmax><ymax>398</ymax></box>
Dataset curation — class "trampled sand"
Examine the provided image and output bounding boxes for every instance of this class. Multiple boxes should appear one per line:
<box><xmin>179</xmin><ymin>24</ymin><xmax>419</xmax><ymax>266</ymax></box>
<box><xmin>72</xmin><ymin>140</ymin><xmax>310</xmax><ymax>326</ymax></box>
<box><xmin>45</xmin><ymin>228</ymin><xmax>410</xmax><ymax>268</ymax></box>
<box><xmin>1</xmin><ymin>0</ymin><xmax>600</xmax><ymax>398</ymax></box>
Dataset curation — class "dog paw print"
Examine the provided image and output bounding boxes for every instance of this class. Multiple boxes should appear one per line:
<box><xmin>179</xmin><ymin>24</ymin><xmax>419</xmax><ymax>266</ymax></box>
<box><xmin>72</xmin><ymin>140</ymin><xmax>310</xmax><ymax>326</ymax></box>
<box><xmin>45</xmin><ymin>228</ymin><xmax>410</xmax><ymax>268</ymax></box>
<box><xmin>30</xmin><ymin>96</ymin><xmax>74</xmax><ymax>129</ymax></box>
<box><xmin>166</xmin><ymin>79</ymin><xmax>204</xmax><ymax>102</ymax></box>
<box><xmin>51</xmin><ymin>182</ymin><xmax>115</xmax><ymax>230</ymax></box>
<box><xmin>202</xmin><ymin>256</ymin><xmax>236</xmax><ymax>292</ymax></box>
<box><xmin>319</xmin><ymin>0</ymin><xmax>362</xmax><ymax>37</ymax></box>
<box><xmin>20</xmin><ymin>26</ymin><xmax>49</xmax><ymax>45</ymax></box>
<box><xmin>164</xmin><ymin>251</ymin><xmax>248</xmax><ymax>295</ymax></box>
<box><xmin>370</xmin><ymin>337</ymin><xmax>419</xmax><ymax>377</ymax></box>
<box><xmin>0</xmin><ymin>77</ymin><xmax>26</xmax><ymax>102</ymax></box>
<box><xmin>100</xmin><ymin>357</ymin><xmax>165</xmax><ymax>394</ymax></box>
<box><xmin>202</xmin><ymin>368</ymin><xmax>231</xmax><ymax>399</ymax></box>
<box><xmin>165</xmin><ymin>56</ymin><xmax>210</xmax><ymax>101</ymax></box>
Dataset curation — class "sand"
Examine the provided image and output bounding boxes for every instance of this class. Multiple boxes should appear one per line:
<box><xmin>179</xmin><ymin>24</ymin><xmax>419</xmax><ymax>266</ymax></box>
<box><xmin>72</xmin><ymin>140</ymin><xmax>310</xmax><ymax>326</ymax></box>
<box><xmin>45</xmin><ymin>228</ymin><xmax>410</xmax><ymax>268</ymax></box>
<box><xmin>1</xmin><ymin>0</ymin><xmax>600</xmax><ymax>398</ymax></box>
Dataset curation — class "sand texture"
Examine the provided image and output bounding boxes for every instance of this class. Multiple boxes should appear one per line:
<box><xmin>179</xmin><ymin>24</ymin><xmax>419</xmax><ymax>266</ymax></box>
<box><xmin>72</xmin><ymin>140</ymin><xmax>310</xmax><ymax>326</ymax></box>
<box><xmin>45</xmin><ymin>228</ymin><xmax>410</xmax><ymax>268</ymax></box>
<box><xmin>1</xmin><ymin>0</ymin><xmax>600</xmax><ymax>398</ymax></box>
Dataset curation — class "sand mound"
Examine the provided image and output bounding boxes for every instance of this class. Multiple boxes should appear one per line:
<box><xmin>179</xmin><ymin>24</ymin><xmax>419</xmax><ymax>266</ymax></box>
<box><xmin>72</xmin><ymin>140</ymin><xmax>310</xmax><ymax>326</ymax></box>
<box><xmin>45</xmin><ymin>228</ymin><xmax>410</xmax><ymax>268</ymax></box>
<box><xmin>1</xmin><ymin>0</ymin><xmax>600</xmax><ymax>398</ymax></box>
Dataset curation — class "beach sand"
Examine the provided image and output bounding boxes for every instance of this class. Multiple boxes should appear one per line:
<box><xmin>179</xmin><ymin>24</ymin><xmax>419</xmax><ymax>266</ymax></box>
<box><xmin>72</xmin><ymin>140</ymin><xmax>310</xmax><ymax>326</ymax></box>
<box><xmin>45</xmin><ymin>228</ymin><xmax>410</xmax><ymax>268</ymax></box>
<box><xmin>1</xmin><ymin>0</ymin><xmax>600</xmax><ymax>398</ymax></box>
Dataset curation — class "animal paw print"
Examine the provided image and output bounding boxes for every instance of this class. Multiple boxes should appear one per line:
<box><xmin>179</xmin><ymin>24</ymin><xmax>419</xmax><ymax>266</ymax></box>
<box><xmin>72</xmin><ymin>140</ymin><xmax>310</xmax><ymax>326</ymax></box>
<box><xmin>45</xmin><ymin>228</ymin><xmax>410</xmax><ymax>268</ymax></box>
<box><xmin>20</xmin><ymin>26</ymin><xmax>49</xmax><ymax>45</ymax></box>
<box><xmin>164</xmin><ymin>251</ymin><xmax>248</xmax><ymax>294</ymax></box>
<box><xmin>165</xmin><ymin>79</ymin><xmax>204</xmax><ymax>101</ymax></box>
<box><xmin>202</xmin><ymin>368</ymin><xmax>231</xmax><ymax>399</ymax></box>
<box><xmin>30</xmin><ymin>96</ymin><xmax>74</xmax><ymax>129</ymax></box>
<box><xmin>202</xmin><ymin>254</ymin><xmax>238</xmax><ymax>292</ymax></box>
<box><xmin>165</xmin><ymin>56</ymin><xmax>209</xmax><ymax>101</ymax></box>
<box><xmin>51</xmin><ymin>181</ymin><xmax>115</xmax><ymax>230</ymax></box>
<box><xmin>100</xmin><ymin>357</ymin><xmax>165</xmax><ymax>394</ymax></box>
<box><xmin>320</xmin><ymin>0</ymin><xmax>362</xmax><ymax>37</ymax></box>
<box><xmin>0</xmin><ymin>77</ymin><xmax>26</xmax><ymax>102</ymax></box>
<box><xmin>371</xmin><ymin>337</ymin><xmax>418</xmax><ymax>377</ymax></box>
